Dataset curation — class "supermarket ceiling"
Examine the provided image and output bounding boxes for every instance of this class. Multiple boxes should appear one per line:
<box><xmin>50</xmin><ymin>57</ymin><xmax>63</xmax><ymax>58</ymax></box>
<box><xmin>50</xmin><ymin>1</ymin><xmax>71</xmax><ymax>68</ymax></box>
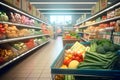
<box><xmin>29</xmin><ymin>0</ymin><xmax>98</xmax><ymax>15</ymax></box>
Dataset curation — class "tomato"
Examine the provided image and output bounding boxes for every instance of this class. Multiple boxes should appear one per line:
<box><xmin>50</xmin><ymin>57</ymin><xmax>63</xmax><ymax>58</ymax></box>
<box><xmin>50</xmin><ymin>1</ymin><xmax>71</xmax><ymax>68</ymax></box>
<box><xmin>71</xmin><ymin>55</ymin><xmax>76</xmax><ymax>60</ymax></box>
<box><xmin>0</xmin><ymin>24</ymin><xmax>3</xmax><ymax>28</ymax></box>
<box><xmin>73</xmin><ymin>53</ymin><xmax>79</xmax><ymax>57</ymax></box>
<box><xmin>0</xmin><ymin>28</ymin><xmax>5</xmax><ymax>33</ymax></box>
<box><xmin>74</xmin><ymin>56</ymin><xmax>80</xmax><ymax>61</ymax></box>
<box><xmin>63</xmin><ymin>59</ymin><xmax>72</xmax><ymax>66</ymax></box>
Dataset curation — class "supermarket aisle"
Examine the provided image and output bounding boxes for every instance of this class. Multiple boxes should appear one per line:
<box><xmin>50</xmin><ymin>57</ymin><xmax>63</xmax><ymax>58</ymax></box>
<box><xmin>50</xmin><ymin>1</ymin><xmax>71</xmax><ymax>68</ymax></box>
<box><xmin>0</xmin><ymin>36</ymin><xmax>63</xmax><ymax>80</ymax></box>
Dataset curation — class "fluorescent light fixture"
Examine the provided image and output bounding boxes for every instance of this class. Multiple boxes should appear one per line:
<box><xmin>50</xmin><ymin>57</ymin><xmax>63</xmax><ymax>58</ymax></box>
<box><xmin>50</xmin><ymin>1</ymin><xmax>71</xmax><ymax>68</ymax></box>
<box><xmin>42</xmin><ymin>12</ymin><xmax>91</xmax><ymax>14</ymax></box>
<box><xmin>37</xmin><ymin>8</ymin><xmax>91</xmax><ymax>10</ymax></box>
<box><xmin>30</xmin><ymin>2</ymin><xmax>96</xmax><ymax>4</ymax></box>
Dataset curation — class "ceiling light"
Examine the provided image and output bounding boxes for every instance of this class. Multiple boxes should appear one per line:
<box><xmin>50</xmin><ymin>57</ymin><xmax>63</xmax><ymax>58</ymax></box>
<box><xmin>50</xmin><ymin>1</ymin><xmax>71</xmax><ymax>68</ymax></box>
<box><xmin>42</xmin><ymin>12</ymin><xmax>91</xmax><ymax>14</ymax></box>
<box><xmin>37</xmin><ymin>8</ymin><xmax>91</xmax><ymax>10</ymax></box>
<box><xmin>30</xmin><ymin>2</ymin><xmax>96</xmax><ymax>4</ymax></box>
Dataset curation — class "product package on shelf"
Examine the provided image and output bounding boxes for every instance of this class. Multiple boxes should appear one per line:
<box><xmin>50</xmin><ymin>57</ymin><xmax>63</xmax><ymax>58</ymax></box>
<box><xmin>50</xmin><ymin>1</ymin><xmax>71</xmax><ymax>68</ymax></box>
<box><xmin>21</xmin><ymin>0</ymin><xmax>28</xmax><ymax>12</ymax></box>
<box><xmin>27</xmin><ymin>1</ymin><xmax>33</xmax><ymax>15</ymax></box>
<box><xmin>13</xmin><ymin>0</ymin><xmax>21</xmax><ymax>9</ymax></box>
<box><xmin>114</xmin><ymin>36</ymin><xmax>120</xmax><ymax>44</ymax></box>
<box><xmin>99</xmin><ymin>0</ymin><xmax>108</xmax><ymax>10</ymax></box>
<box><xmin>115</xmin><ymin>20</ymin><xmax>120</xmax><ymax>32</ymax></box>
<box><xmin>115</xmin><ymin>7</ymin><xmax>120</xmax><ymax>17</ymax></box>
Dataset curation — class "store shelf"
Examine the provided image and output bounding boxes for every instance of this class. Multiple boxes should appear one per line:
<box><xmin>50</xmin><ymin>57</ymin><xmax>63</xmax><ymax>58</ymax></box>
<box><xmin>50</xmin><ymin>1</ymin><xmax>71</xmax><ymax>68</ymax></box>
<box><xmin>100</xmin><ymin>32</ymin><xmax>120</xmax><ymax>36</ymax></box>
<box><xmin>113</xmin><ymin>32</ymin><xmax>120</xmax><ymax>36</ymax></box>
<box><xmin>0</xmin><ymin>2</ymin><xmax>49</xmax><ymax>25</ymax></box>
<box><xmin>79</xmin><ymin>16</ymin><xmax>120</xmax><ymax>29</ymax></box>
<box><xmin>0</xmin><ymin>34</ymin><xmax>49</xmax><ymax>44</ymax></box>
<box><xmin>99</xmin><ymin>27</ymin><xmax>114</xmax><ymax>32</ymax></box>
<box><xmin>0</xmin><ymin>40</ymin><xmax>50</xmax><ymax>69</ymax></box>
<box><xmin>76</xmin><ymin>2</ymin><xmax>120</xmax><ymax>26</ymax></box>
<box><xmin>0</xmin><ymin>21</ymin><xmax>41</xmax><ymax>29</ymax></box>
<box><xmin>81</xmin><ymin>37</ymin><xmax>89</xmax><ymax>42</ymax></box>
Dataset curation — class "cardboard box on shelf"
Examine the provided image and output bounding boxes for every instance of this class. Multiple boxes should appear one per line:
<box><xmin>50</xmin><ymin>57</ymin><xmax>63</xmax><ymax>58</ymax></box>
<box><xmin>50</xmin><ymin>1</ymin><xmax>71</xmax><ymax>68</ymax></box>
<box><xmin>4</xmin><ymin>0</ymin><xmax>13</xmax><ymax>5</ymax></box>
<box><xmin>91</xmin><ymin>6</ymin><xmax>95</xmax><ymax>15</ymax></box>
<box><xmin>99</xmin><ymin>0</ymin><xmax>108</xmax><ymax>10</ymax></box>
<box><xmin>13</xmin><ymin>0</ymin><xmax>21</xmax><ymax>9</ymax></box>
<box><xmin>36</xmin><ymin>10</ymin><xmax>40</xmax><ymax>18</ymax></box>
<box><xmin>27</xmin><ymin>2</ymin><xmax>33</xmax><ymax>15</ymax></box>
<box><xmin>40</xmin><ymin>14</ymin><xmax>44</xmax><ymax>20</ymax></box>
<box><xmin>32</xmin><ymin>5</ymin><xmax>37</xmax><ymax>17</ymax></box>
<box><xmin>96</xmin><ymin>2</ymin><xmax>100</xmax><ymax>13</ymax></box>
<box><xmin>21</xmin><ymin>0</ymin><xmax>28</xmax><ymax>12</ymax></box>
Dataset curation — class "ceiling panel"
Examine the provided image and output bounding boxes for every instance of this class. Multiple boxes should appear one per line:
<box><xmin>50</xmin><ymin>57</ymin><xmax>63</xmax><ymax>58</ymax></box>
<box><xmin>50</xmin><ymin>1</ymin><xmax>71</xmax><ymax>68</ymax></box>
<box><xmin>29</xmin><ymin>0</ymin><xmax>99</xmax><ymax>15</ymax></box>
<box><xmin>34</xmin><ymin>4</ymin><xmax>93</xmax><ymax>8</ymax></box>
<box><xmin>29</xmin><ymin>0</ymin><xmax>98</xmax><ymax>2</ymax></box>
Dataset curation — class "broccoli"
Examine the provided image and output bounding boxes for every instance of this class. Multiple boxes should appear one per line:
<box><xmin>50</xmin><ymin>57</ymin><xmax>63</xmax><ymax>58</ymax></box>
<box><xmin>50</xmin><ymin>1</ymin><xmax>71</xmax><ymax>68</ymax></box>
<box><xmin>102</xmin><ymin>43</ymin><xmax>111</xmax><ymax>52</ymax></box>
<box><xmin>109</xmin><ymin>45</ymin><xmax>115</xmax><ymax>52</ymax></box>
<box><xmin>96</xmin><ymin>45</ymin><xmax>106</xmax><ymax>54</ymax></box>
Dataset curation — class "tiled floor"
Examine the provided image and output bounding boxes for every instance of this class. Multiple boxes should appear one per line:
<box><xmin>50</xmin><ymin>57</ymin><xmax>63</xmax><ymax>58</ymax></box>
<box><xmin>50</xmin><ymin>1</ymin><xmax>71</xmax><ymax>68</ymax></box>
<box><xmin>0</xmin><ymin>36</ymin><xmax>63</xmax><ymax>80</ymax></box>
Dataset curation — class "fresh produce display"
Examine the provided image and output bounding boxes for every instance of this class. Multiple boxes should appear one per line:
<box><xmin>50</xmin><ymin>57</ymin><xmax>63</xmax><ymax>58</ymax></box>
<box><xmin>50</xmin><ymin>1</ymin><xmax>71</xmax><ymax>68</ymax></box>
<box><xmin>55</xmin><ymin>39</ymin><xmax>120</xmax><ymax>80</ymax></box>
<box><xmin>0</xmin><ymin>24</ymin><xmax>6</xmax><ymax>39</ymax></box>
<box><xmin>0</xmin><ymin>24</ymin><xmax>43</xmax><ymax>38</ymax></box>
<box><xmin>0</xmin><ymin>37</ymin><xmax>48</xmax><ymax>65</ymax></box>
<box><xmin>63</xmin><ymin>31</ymin><xmax>80</xmax><ymax>39</ymax></box>
<box><xmin>10</xmin><ymin>12</ymin><xmax>35</xmax><ymax>26</ymax></box>
<box><xmin>77</xmin><ymin>39</ymin><xmax>120</xmax><ymax>70</ymax></box>
<box><xmin>0</xmin><ymin>11</ymin><xmax>9</xmax><ymax>21</ymax></box>
<box><xmin>10</xmin><ymin>42</ymin><xmax>28</xmax><ymax>54</ymax></box>
<box><xmin>24</xmin><ymin>39</ymin><xmax>35</xmax><ymax>49</ymax></box>
<box><xmin>18</xmin><ymin>28</ymin><xmax>31</xmax><ymax>37</ymax></box>
<box><xmin>0</xmin><ymin>44</ymin><xmax>17</xmax><ymax>65</ymax></box>
<box><xmin>0</xmin><ymin>11</ymin><xmax>42</xmax><ymax>27</ymax></box>
<box><xmin>62</xmin><ymin>42</ymin><xmax>89</xmax><ymax>68</ymax></box>
<box><xmin>4</xmin><ymin>24</ymin><xmax>19</xmax><ymax>38</ymax></box>
<box><xmin>55</xmin><ymin>42</ymin><xmax>89</xmax><ymax>80</ymax></box>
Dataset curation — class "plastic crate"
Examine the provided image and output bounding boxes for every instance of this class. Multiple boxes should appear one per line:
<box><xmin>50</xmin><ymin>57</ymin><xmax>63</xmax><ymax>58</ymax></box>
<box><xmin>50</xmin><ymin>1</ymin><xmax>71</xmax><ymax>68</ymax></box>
<box><xmin>63</xmin><ymin>39</ymin><xmax>83</xmax><ymax>46</ymax></box>
<box><xmin>51</xmin><ymin>42</ymin><xmax>120</xmax><ymax>80</ymax></box>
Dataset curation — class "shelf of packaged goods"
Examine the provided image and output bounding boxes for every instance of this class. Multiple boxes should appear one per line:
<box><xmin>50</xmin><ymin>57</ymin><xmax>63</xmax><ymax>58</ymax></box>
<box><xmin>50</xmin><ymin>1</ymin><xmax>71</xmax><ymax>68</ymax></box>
<box><xmin>99</xmin><ymin>32</ymin><xmax>120</xmax><ymax>36</ymax></box>
<box><xmin>113</xmin><ymin>32</ymin><xmax>120</xmax><ymax>36</ymax></box>
<box><xmin>0</xmin><ymin>2</ymin><xmax>49</xmax><ymax>25</ymax></box>
<box><xmin>76</xmin><ymin>2</ymin><xmax>120</xmax><ymax>26</ymax></box>
<box><xmin>0</xmin><ymin>40</ymin><xmax>50</xmax><ymax>69</ymax></box>
<box><xmin>79</xmin><ymin>16</ymin><xmax>120</xmax><ymax>29</ymax></box>
<box><xmin>0</xmin><ymin>34</ymin><xmax>49</xmax><ymax>44</ymax></box>
<box><xmin>99</xmin><ymin>27</ymin><xmax>114</xmax><ymax>32</ymax></box>
<box><xmin>0</xmin><ymin>21</ymin><xmax>41</xmax><ymax>29</ymax></box>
